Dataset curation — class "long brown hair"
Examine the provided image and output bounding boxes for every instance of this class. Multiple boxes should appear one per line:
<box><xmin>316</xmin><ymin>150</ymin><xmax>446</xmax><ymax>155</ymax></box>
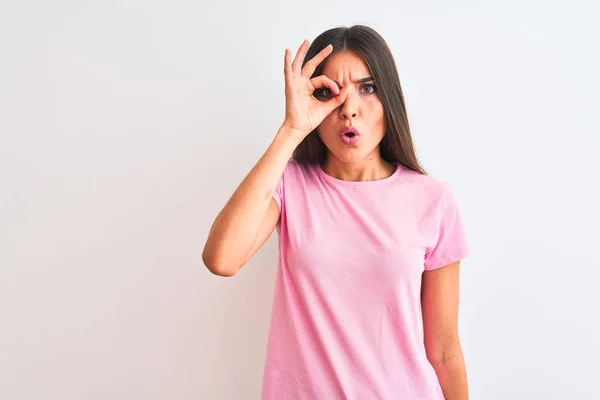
<box><xmin>293</xmin><ymin>25</ymin><xmax>427</xmax><ymax>176</ymax></box>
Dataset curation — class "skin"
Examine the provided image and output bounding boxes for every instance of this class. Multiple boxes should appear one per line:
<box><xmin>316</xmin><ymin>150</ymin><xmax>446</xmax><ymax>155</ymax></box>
<box><xmin>422</xmin><ymin>261</ymin><xmax>469</xmax><ymax>399</ymax></box>
<box><xmin>314</xmin><ymin>50</ymin><xmax>396</xmax><ymax>182</ymax></box>
<box><xmin>203</xmin><ymin>40</ymin><xmax>468</xmax><ymax>399</ymax></box>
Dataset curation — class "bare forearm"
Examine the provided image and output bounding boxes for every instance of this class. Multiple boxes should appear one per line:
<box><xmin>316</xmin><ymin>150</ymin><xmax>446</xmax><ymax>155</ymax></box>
<box><xmin>430</xmin><ymin>346</ymin><xmax>469</xmax><ymax>400</ymax></box>
<box><xmin>202</xmin><ymin>126</ymin><xmax>302</xmax><ymax>274</ymax></box>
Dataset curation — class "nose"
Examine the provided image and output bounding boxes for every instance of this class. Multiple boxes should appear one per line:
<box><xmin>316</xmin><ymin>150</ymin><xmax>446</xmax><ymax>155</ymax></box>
<box><xmin>339</xmin><ymin>91</ymin><xmax>358</xmax><ymax>120</ymax></box>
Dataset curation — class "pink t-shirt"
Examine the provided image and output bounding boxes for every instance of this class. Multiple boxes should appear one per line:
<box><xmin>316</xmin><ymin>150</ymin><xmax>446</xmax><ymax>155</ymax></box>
<box><xmin>262</xmin><ymin>159</ymin><xmax>471</xmax><ymax>400</ymax></box>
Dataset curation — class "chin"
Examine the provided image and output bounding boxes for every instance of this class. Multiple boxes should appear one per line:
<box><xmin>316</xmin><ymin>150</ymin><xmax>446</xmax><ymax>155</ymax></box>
<box><xmin>330</xmin><ymin>146</ymin><xmax>375</xmax><ymax>165</ymax></box>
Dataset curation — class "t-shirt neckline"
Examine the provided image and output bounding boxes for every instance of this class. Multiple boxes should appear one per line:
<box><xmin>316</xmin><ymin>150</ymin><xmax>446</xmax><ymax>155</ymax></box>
<box><xmin>317</xmin><ymin>162</ymin><xmax>402</xmax><ymax>186</ymax></box>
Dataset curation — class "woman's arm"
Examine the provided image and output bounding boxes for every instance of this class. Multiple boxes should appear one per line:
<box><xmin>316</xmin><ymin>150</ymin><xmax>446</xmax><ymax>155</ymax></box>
<box><xmin>421</xmin><ymin>261</ymin><xmax>469</xmax><ymax>400</ymax></box>
<box><xmin>202</xmin><ymin>127</ymin><xmax>302</xmax><ymax>276</ymax></box>
<box><xmin>203</xmin><ymin>41</ymin><xmax>348</xmax><ymax>277</ymax></box>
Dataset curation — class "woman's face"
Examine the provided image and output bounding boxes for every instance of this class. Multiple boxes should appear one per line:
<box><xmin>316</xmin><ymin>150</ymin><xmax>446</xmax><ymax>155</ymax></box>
<box><xmin>315</xmin><ymin>50</ymin><xmax>387</xmax><ymax>165</ymax></box>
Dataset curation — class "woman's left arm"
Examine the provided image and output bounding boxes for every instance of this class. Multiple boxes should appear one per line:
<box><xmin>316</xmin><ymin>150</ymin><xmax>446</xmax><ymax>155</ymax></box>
<box><xmin>421</xmin><ymin>261</ymin><xmax>469</xmax><ymax>400</ymax></box>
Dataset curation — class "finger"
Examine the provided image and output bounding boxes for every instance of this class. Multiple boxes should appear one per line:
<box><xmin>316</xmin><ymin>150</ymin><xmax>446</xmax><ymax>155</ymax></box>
<box><xmin>291</xmin><ymin>40</ymin><xmax>309</xmax><ymax>75</ymax></box>
<box><xmin>284</xmin><ymin>49</ymin><xmax>294</xmax><ymax>92</ymax></box>
<box><xmin>310</xmin><ymin>75</ymin><xmax>340</xmax><ymax>96</ymax></box>
<box><xmin>322</xmin><ymin>86</ymin><xmax>349</xmax><ymax>113</ymax></box>
<box><xmin>302</xmin><ymin>44</ymin><xmax>333</xmax><ymax>78</ymax></box>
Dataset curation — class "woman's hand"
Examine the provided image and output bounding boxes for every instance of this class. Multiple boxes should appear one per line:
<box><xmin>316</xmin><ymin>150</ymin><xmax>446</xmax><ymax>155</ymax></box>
<box><xmin>281</xmin><ymin>40</ymin><xmax>348</xmax><ymax>138</ymax></box>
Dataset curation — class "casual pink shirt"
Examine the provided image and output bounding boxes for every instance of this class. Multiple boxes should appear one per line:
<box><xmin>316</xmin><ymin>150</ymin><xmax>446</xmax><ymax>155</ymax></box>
<box><xmin>262</xmin><ymin>159</ymin><xmax>471</xmax><ymax>400</ymax></box>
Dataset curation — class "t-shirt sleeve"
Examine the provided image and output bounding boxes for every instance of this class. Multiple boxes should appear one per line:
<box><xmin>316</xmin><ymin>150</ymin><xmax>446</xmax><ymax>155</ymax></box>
<box><xmin>424</xmin><ymin>183</ymin><xmax>471</xmax><ymax>271</ymax></box>
<box><xmin>272</xmin><ymin>159</ymin><xmax>291</xmax><ymax>210</ymax></box>
<box><xmin>272</xmin><ymin>172</ymin><xmax>284</xmax><ymax>210</ymax></box>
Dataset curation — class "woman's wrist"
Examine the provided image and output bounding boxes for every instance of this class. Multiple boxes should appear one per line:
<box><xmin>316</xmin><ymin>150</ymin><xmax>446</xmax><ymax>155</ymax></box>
<box><xmin>274</xmin><ymin>124</ymin><xmax>307</xmax><ymax>151</ymax></box>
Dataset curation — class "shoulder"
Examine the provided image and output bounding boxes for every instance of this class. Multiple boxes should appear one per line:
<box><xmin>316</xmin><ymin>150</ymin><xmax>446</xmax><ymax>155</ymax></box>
<box><xmin>281</xmin><ymin>158</ymin><xmax>320</xmax><ymax>181</ymax></box>
<box><xmin>275</xmin><ymin>159</ymin><xmax>318</xmax><ymax>198</ymax></box>
<box><xmin>396</xmin><ymin>164</ymin><xmax>450</xmax><ymax>206</ymax></box>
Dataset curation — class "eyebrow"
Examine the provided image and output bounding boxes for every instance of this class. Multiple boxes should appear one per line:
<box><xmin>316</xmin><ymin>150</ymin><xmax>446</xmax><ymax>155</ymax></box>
<box><xmin>332</xmin><ymin>76</ymin><xmax>375</xmax><ymax>87</ymax></box>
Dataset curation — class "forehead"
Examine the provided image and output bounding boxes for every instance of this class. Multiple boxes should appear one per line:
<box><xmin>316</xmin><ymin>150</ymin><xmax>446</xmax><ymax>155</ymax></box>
<box><xmin>321</xmin><ymin>50</ymin><xmax>371</xmax><ymax>78</ymax></box>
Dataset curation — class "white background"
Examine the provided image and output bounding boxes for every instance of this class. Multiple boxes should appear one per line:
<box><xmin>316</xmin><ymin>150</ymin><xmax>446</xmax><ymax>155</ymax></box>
<box><xmin>1</xmin><ymin>1</ymin><xmax>599</xmax><ymax>399</ymax></box>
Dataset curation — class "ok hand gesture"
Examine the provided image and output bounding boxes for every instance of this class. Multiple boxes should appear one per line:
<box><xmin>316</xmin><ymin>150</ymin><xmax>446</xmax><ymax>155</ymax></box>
<box><xmin>281</xmin><ymin>40</ymin><xmax>348</xmax><ymax>138</ymax></box>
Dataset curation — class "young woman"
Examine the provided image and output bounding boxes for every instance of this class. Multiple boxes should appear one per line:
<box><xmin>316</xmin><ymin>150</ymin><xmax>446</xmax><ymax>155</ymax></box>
<box><xmin>203</xmin><ymin>25</ymin><xmax>471</xmax><ymax>400</ymax></box>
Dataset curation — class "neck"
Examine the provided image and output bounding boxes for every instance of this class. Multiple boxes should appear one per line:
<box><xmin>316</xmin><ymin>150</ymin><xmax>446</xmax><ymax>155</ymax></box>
<box><xmin>321</xmin><ymin>155</ymin><xmax>396</xmax><ymax>182</ymax></box>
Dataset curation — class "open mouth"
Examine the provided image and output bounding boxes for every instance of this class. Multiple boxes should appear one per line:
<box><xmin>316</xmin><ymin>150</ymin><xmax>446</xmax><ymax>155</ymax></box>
<box><xmin>339</xmin><ymin>127</ymin><xmax>360</xmax><ymax>145</ymax></box>
<box><xmin>339</xmin><ymin>126</ymin><xmax>360</xmax><ymax>137</ymax></box>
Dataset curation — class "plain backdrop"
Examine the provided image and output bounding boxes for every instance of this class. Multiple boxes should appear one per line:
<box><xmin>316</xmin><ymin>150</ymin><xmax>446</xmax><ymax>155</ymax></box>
<box><xmin>1</xmin><ymin>1</ymin><xmax>599</xmax><ymax>399</ymax></box>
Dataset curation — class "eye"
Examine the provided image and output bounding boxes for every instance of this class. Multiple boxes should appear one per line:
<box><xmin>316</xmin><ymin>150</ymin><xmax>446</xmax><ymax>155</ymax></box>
<box><xmin>314</xmin><ymin>87</ymin><xmax>334</xmax><ymax>99</ymax></box>
<box><xmin>361</xmin><ymin>84</ymin><xmax>377</xmax><ymax>94</ymax></box>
